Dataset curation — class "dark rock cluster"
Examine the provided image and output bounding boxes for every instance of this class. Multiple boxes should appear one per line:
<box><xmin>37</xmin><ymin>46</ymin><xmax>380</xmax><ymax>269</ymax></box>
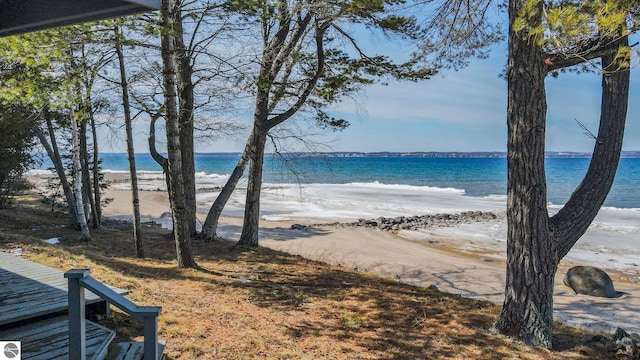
<box><xmin>196</xmin><ymin>186</ymin><xmax>221</xmax><ymax>193</ymax></box>
<box><xmin>301</xmin><ymin>211</ymin><xmax>504</xmax><ymax>232</ymax></box>
<box><xmin>102</xmin><ymin>218</ymin><xmax>164</xmax><ymax>230</ymax></box>
<box><xmin>101</xmin><ymin>218</ymin><xmax>134</xmax><ymax>230</ymax></box>
<box><xmin>585</xmin><ymin>328</ymin><xmax>640</xmax><ymax>359</ymax></box>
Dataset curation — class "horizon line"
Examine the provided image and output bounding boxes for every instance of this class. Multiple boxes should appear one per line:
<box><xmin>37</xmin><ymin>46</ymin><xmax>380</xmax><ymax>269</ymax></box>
<box><xmin>90</xmin><ymin>150</ymin><xmax>640</xmax><ymax>157</ymax></box>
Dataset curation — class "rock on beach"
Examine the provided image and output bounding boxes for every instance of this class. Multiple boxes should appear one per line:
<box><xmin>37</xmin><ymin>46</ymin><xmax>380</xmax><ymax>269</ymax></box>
<box><xmin>563</xmin><ymin>265</ymin><xmax>623</xmax><ymax>298</ymax></box>
<box><xmin>312</xmin><ymin>211</ymin><xmax>503</xmax><ymax>232</ymax></box>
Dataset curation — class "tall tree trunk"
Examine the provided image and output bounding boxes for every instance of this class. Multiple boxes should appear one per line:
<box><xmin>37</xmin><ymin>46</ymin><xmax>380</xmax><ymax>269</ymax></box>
<box><xmin>115</xmin><ymin>24</ymin><xmax>145</xmax><ymax>258</ymax></box>
<box><xmin>201</xmin><ymin>142</ymin><xmax>250</xmax><ymax>241</ymax></box>
<box><xmin>238</xmin><ymin>127</ymin><xmax>267</xmax><ymax>246</ymax></box>
<box><xmin>89</xmin><ymin>101</ymin><xmax>102</xmax><ymax>224</ymax></box>
<box><xmin>550</xmin><ymin>35</ymin><xmax>630</xmax><ymax>257</ymax></box>
<box><xmin>492</xmin><ymin>10</ymin><xmax>553</xmax><ymax>346</ymax></box>
<box><xmin>36</xmin><ymin>108</ymin><xmax>80</xmax><ymax>229</ymax></box>
<box><xmin>70</xmin><ymin>106</ymin><xmax>91</xmax><ymax>241</ymax></box>
<box><xmin>80</xmin><ymin>120</ymin><xmax>99</xmax><ymax>228</ymax></box>
<box><xmin>493</xmin><ymin>0</ymin><xmax>630</xmax><ymax>346</ymax></box>
<box><xmin>173</xmin><ymin>11</ymin><xmax>197</xmax><ymax>237</ymax></box>
<box><xmin>161</xmin><ymin>0</ymin><xmax>197</xmax><ymax>268</ymax></box>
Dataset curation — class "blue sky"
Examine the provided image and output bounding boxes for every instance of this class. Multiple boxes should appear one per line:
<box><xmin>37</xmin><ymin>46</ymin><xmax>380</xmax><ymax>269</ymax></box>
<box><xmin>322</xmin><ymin>42</ymin><xmax>640</xmax><ymax>153</ymax></box>
<box><xmin>106</xmin><ymin>41</ymin><xmax>640</xmax><ymax>154</ymax></box>
<box><xmin>206</xmin><ymin>46</ymin><xmax>639</xmax><ymax>153</ymax></box>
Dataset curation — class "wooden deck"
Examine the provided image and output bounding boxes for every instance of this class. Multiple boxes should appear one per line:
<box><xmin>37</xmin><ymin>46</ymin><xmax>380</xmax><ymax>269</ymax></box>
<box><xmin>0</xmin><ymin>251</ymin><xmax>164</xmax><ymax>360</ymax></box>
<box><xmin>0</xmin><ymin>251</ymin><xmax>126</xmax><ymax>325</ymax></box>
<box><xmin>0</xmin><ymin>315</ymin><xmax>115</xmax><ymax>360</ymax></box>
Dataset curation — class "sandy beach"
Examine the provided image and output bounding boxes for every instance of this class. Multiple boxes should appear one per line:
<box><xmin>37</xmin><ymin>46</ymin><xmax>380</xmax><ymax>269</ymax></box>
<box><xmin>99</xmin><ymin>173</ymin><xmax>640</xmax><ymax>334</ymax></box>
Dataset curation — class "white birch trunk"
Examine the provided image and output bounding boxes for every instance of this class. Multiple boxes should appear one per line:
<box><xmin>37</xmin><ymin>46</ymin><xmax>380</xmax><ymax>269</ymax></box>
<box><xmin>70</xmin><ymin>106</ymin><xmax>91</xmax><ymax>241</ymax></box>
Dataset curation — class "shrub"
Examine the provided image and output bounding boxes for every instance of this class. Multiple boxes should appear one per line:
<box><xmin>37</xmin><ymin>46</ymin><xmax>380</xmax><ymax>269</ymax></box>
<box><xmin>0</xmin><ymin>105</ymin><xmax>35</xmax><ymax>209</ymax></box>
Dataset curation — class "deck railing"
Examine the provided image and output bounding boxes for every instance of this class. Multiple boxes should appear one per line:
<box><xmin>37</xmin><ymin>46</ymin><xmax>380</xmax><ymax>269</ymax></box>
<box><xmin>65</xmin><ymin>269</ymin><xmax>162</xmax><ymax>360</ymax></box>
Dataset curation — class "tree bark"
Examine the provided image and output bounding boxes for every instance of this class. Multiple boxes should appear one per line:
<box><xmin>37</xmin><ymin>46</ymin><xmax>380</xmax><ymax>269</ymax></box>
<box><xmin>70</xmin><ymin>106</ymin><xmax>91</xmax><ymax>241</ymax></box>
<box><xmin>201</xmin><ymin>141</ymin><xmax>250</xmax><ymax>241</ymax></box>
<box><xmin>161</xmin><ymin>0</ymin><xmax>197</xmax><ymax>268</ymax></box>
<box><xmin>173</xmin><ymin>9</ymin><xmax>197</xmax><ymax>237</ymax></box>
<box><xmin>492</xmin><ymin>9</ymin><xmax>554</xmax><ymax>346</ymax></box>
<box><xmin>238</xmin><ymin>127</ymin><xmax>267</xmax><ymax>246</ymax></box>
<box><xmin>115</xmin><ymin>23</ymin><xmax>145</xmax><ymax>258</ymax></box>
<box><xmin>80</xmin><ymin>120</ymin><xmax>98</xmax><ymax>228</ymax></box>
<box><xmin>550</xmin><ymin>35</ymin><xmax>630</xmax><ymax>258</ymax></box>
<box><xmin>90</xmin><ymin>110</ymin><xmax>102</xmax><ymax>223</ymax></box>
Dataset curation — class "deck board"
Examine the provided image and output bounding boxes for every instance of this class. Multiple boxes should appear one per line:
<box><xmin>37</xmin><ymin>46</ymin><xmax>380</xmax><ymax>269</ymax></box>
<box><xmin>0</xmin><ymin>316</ymin><xmax>115</xmax><ymax>360</ymax></box>
<box><xmin>110</xmin><ymin>341</ymin><xmax>167</xmax><ymax>360</ymax></box>
<box><xmin>0</xmin><ymin>251</ymin><xmax>127</xmax><ymax>325</ymax></box>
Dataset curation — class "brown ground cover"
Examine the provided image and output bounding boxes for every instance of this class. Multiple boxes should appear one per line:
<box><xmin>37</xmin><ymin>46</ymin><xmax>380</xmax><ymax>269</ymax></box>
<box><xmin>0</xmin><ymin>195</ymin><xmax>613</xmax><ymax>359</ymax></box>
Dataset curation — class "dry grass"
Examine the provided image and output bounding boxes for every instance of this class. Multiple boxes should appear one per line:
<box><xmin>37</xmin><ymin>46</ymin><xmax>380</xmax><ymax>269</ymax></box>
<box><xmin>0</xmin><ymin>195</ymin><xmax>613</xmax><ymax>359</ymax></box>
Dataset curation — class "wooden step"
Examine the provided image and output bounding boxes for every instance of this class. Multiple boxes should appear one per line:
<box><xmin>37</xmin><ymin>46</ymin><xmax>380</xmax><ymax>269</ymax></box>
<box><xmin>107</xmin><ymin>340</ymin><xmax>166</xmax><ymax>360</ymax></box>
<box><xmin>0</xmin><ymin>315</ymin><xmax>115</xmax><ymax>360</ymax></box>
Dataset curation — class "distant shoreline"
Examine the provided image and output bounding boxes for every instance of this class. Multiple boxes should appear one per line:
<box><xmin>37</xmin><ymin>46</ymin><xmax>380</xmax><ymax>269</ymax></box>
<box><xmin>73</xmin><ymin>151</ymin><xmax>640</xmax><ymax>158</ymax></box>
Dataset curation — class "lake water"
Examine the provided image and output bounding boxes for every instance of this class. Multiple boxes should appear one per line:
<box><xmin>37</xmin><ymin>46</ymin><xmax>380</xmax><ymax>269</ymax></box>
<box><xmin>96</xmin><ymin>152</ymin><xmax>640</xmax><ymax>209</ymax></box>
